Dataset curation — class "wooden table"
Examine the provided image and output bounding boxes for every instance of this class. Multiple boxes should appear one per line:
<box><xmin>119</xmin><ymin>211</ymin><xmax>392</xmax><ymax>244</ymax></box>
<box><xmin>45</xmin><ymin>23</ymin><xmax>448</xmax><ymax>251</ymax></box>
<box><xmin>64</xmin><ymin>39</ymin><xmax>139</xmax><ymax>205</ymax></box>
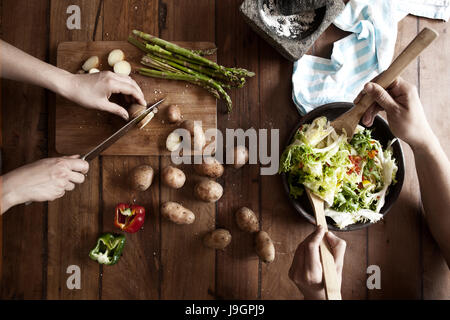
<box><xmin>1</xmin><ymin>0</ymin><xmax>449</xmax><ymax>300</ymax></box>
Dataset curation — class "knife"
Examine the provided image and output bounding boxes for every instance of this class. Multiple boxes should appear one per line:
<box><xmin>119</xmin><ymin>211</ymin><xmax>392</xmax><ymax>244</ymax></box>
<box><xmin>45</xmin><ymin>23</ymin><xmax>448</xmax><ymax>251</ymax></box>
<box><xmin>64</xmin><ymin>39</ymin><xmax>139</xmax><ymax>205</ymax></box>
<box><xmin>82</xmin><ymin>99</ymin><xmax>164</xmax><ymax>161</ymax></box>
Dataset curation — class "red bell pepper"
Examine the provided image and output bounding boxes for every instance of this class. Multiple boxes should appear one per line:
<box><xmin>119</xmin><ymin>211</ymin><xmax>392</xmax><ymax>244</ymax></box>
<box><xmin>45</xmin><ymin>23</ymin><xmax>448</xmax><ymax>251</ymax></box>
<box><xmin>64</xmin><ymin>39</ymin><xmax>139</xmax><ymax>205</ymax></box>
<box><xmin>114</xmin><ymin>203</ymin><xmax>146</xmax><ymax>233</ymax></box>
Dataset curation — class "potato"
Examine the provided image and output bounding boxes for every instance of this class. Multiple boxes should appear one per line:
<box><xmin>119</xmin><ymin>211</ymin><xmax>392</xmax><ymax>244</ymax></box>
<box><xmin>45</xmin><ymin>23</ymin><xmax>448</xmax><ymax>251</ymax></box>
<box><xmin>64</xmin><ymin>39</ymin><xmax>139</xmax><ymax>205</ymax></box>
<box><xmin>254</xmin><ymin>231</ymin><xmax>275</xmax><ymax>263</ymax></box>
<box><xmin>76</xmin><ymin>69</ymin><xmax>86</xmax><ymax>74</ymax></box>
<box><xmin>232</xmin><ymin>145</ymin><xmax>249</xmax><ymax>169</ymax></box>
<box><xmin>203</xmin><ymin>229</ymin><xmax>232</xmax><ymax>250</ymax></box>
<box><xmin>194</xmin><ymin>158</ymin><xmax>224</xmax><ymax>178</ymax></box>
<box><xmin>82</xmin><ymin>56</ymin><xmax>99</xmax><ymax>72</ymax></box>
<box><xmin>114</xmin><ymin>60</ymin><xmax>131</xmax><ymax>76</ymax></box>
<box><xmin>167</xmin><ymin>105</ymin><xmax>183</xmax><ymax>124</ymax></box>
<box><xmin>162</xmin><ymin>166</ymin><xmax>186</xmax><ymax>189</ymax></box>
<box><xmin>194</xmin><ymin>179</ymin><xmax>223</xmax><ymax>202</ymax></box>
<box><xmin>129</xmin><ymin>165</ymin><xmax>154</xmax><ymax>191</ymax></box>
<box><xmin>161</xmin><ymin>201</ymin><xmax>195</xmax><ymax>225</ymax></box>
<box><xmin>166</xmin><ymin>131</ymin><xmax>183</xmax><ymax>152</ymax></box>
<box><xmin>128</xmin><ymin>104</ymin><xmax>146</xmax><ymax>119</ymax></box>
<box><xmin>235</xmin><ymin>207</ymin><xmax>259</xmax><ymax>233</ymax></box>
<box><xmin>108</xmin><ymin>49</ymin><xmax>125</xmax><ymax>67</ymax></box>
<box><xmin>138</xmin><ymin>111</ymin><xmax>156</xmax><ymax>130</ymax></box>
<box><xmin>182</xmin><ymin>120</ymin><xmax>206</xmax><ymax>151</ymax></box>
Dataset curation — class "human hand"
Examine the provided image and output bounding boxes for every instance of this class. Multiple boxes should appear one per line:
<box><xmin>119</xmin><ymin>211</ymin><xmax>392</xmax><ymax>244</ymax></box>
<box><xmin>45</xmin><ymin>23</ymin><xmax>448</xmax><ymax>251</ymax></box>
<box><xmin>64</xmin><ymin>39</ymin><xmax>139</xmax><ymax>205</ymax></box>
<box><xmin>357</xmin><ymin>77</ymin><xmax>434</xmax><ymax>150</ymax></box>
<box><xmin>63</xmin><ymin>71</ymin><xmax>147</xmax><ymax>121</ymax></box>
<box><xmin>1</xmin><ymin>156</ymin><xmax>89</xmax><ymax>214</ymax></box>
<box><xmin>288</xmin><ymin>226</ymin><xmax>346</xmax><ymax>300</ymax></box>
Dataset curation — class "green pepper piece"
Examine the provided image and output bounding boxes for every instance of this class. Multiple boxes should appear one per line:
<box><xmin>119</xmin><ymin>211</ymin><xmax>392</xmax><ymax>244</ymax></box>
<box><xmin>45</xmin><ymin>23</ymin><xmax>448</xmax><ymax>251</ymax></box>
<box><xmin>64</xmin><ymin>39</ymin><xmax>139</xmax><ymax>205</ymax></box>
<box><xmin>89</xmin><ymin>233</ymin><xmax>126</xmax><ymax>265</ymax></box>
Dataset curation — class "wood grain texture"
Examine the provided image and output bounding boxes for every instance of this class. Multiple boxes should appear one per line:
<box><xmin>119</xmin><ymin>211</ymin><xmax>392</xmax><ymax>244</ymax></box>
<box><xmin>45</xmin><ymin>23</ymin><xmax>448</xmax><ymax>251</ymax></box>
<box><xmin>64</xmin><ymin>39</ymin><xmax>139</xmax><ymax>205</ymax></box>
<box><xmin>47</xmin><ymin>0</ymin><xmax>103</xmax><ymax>300</ymax></box>
<box><xmin>160</xmin><ymin>157</ymin><xmax>216</xmax><ymax>299</ymax></box>
<box><xmin>418</xmin><ymin>18</ymin><xmax>450</xmax><ymax>300</ymax></box>
<box><xmin>368</xmin><ymin>16</ymin><xmax>422</xmax><ymax>300</ymax></box>
<box><xmin>55</xmin><ymin>41</ymin><xmax>217</xmax><ymax>156</ymax></box>
<box><xmin>101</xmin><ymin>156</ymin><xmax>160</xmax><ymax>299</ymax></box>
<box><xmin>215</xmin><ymin>0</ymin><xmax>261</xmax><ymax>300</ymax></box>
<box><xmin>47</xmin><ymin>159</ymin><xmax>100</xmax><ymax>299</ymax></box>
<box><xmin>0</xmin><ymin>0</ymin><xmax>49</xmax><ymax>299</ymax></box>
<box><xmin>158</xmin><ymin>0</ymin><xmax>216</xmax><ymax>300</ymax></box>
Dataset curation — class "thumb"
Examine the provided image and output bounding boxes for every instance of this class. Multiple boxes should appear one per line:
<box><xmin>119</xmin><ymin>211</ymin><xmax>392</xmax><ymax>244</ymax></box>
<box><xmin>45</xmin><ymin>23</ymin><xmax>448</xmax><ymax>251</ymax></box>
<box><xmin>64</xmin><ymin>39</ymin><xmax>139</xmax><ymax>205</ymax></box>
<box><xmin>364</xmin><ymin>82</ymin><xmax>399</xmax><ymax>114</ymax></box>
<box><xmin>103</xmin><ymin>102</ymin><xmax>129</xmax><ymax>121</ymax></box>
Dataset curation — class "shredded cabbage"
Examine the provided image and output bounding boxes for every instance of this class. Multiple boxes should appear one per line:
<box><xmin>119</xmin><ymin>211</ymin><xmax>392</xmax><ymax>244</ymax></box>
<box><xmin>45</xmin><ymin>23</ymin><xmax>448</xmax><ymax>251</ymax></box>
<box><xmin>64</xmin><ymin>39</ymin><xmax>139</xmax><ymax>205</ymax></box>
<box><xmin>280</xmin><ymin>117</ymin><xmax>398</xmax><ymax>229</ymax></box>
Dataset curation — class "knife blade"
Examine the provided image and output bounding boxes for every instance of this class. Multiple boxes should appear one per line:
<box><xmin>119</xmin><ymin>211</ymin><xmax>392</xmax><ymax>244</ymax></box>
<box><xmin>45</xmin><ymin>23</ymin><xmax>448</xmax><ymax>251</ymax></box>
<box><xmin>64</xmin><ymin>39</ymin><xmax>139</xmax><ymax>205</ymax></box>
<box><xmin>82</xmin><ymin>99</ymin><xmax>164</xmax><ymax>161</ymax></box>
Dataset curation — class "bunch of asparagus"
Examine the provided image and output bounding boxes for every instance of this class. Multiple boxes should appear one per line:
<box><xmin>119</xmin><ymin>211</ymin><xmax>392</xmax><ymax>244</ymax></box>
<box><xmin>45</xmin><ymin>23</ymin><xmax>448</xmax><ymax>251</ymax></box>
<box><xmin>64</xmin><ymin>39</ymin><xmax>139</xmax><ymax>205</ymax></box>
<box><xmin>128</xmin><ymin>30</ymin><xmax>255</xmax><ymax>113</ymax></box>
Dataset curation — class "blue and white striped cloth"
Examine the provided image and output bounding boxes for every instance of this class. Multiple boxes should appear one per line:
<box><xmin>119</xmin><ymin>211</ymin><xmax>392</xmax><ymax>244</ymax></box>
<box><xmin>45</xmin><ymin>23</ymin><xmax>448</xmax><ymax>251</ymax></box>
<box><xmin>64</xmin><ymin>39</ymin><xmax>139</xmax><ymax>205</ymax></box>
<box><xmin>293</xmin><ymin>0</ymin><xmax>450</xmax><ymax>115</ymax></box>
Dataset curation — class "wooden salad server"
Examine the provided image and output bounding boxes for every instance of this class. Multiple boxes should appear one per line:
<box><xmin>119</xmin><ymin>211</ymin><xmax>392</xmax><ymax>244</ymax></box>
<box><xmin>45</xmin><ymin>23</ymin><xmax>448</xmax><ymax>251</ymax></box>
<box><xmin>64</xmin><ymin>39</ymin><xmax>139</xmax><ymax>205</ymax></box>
<box><xmin>306</xmin><ymin>27</ymin><xmax>438</xmax><ymax>300</ymax></box>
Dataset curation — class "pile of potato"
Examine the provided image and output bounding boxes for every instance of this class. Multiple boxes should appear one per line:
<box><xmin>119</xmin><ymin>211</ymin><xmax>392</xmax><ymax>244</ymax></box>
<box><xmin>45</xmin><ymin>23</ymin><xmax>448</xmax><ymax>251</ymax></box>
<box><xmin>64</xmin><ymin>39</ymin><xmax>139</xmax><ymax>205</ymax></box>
<box><xmin>80</xmin><ymin>49</ymin><xmax>132</xmax><ymax>76</ymax></box>
<box><xmin>127</xmin><ymin>106</ymin><xmax>274</xmax><ymax>263</ymax></box>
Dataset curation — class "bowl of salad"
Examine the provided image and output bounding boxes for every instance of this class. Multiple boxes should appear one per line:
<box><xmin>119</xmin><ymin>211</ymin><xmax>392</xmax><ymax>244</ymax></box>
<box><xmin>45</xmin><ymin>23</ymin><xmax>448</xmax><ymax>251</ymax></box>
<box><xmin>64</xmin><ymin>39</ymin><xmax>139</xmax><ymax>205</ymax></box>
<box><xmin>280</xmin><ymin>102</ymin><xmax>405</xmax><ymax>231</ymax></box>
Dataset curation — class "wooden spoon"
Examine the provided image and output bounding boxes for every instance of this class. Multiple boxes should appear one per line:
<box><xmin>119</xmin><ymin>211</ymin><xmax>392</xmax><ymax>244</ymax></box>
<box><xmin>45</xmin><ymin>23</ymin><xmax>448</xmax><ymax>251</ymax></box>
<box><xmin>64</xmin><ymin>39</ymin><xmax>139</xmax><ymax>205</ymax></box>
<box><xmin>306</xmin><ymin>27</ymin><xmax>438</xmax><ymax>300</ymax></box>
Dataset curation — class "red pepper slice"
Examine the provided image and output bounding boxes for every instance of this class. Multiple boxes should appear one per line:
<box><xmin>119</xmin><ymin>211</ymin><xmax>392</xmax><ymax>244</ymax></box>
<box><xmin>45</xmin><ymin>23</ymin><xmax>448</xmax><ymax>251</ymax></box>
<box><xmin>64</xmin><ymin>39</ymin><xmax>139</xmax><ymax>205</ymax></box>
<box><xmin>114</xmin><ymin>203</ymin><xmax>146</xmax><ymax>233</ymax></box>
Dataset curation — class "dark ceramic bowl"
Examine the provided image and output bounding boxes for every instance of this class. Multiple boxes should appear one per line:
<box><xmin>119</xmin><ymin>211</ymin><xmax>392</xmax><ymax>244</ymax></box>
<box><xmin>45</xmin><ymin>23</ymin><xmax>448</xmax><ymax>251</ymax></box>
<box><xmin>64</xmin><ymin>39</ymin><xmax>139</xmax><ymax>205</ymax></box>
<box><xmin>281</xmin><ymin>102</ymin><xmax>405</xmax><ymax>231</ymax></box>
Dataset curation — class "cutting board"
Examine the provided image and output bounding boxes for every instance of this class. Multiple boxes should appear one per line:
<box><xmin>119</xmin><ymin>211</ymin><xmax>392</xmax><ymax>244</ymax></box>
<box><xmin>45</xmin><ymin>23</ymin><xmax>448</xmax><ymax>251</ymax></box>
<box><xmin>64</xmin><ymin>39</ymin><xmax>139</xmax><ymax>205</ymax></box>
<box><xmin>55</xmin><ymin>41</ymin><xmax>217</xmax><ymax>156</ymax></box>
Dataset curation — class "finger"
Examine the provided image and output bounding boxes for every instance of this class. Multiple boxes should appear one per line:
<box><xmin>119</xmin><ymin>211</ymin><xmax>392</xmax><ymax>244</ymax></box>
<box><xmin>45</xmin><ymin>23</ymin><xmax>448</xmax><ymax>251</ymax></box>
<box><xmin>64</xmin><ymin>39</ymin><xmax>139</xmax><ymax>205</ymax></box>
<box><xmin>69</xmin><ymin>171</ymin><xmax>86</xmax><ymax>184</ymax></box>
<box><xmin>362</xmin><ymin>104</ymin><xmax>383</xmax><ymax>127</ymax></box>
<box><xmin>102</xmin><ymin>101</ymin><xmax>130</xmax><ymax>121</ymax></box>
<box><xmin>364</xmin><ymin>82</ymin><xmax>399</xmax><ymax>114</ymax></box>
<box><xmin>305</xmin><ymin>226</ymin><xmax>326</xmax><ymax>272</ymax></box>
<box><xmin>111</xmin><ymin>76</ymin><xmax>146</xmax><ymax>106</ymax></box>
<box><xmin>325</xmin><ymin>232</ymin><xmax>347</xmax><ymax>274</ymax></box>
<box><xmin>64</xmin><ymin>155</ymin><xmax>80</xmax><ymax>159</ymax></box>
<box><xmin>65</xmin><ymin>182</ymin><xmax>75</xmax><ymax>191</ymax></box>
<box><xmin>65</xmin><ymin>158</ymin><xmax>89</xmax><ymax>174</ymax></box>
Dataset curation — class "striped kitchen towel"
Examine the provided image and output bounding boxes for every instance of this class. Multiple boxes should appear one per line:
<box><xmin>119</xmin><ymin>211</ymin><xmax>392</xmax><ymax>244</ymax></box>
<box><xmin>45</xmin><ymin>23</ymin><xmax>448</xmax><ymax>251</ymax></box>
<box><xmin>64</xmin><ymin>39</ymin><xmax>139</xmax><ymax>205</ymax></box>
<box><xmin>293</xmin><ymin>0</ymin><xmax>450</xmax><ymax>115</ymax></box>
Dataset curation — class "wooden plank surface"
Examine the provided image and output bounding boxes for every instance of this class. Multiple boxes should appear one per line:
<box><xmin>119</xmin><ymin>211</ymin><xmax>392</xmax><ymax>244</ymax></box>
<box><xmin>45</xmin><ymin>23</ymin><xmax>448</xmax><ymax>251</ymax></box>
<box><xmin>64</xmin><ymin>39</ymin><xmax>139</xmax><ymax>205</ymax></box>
<box><xmin>159</xmin><ymin>0</ymin><xmax>216</xmax><ymax>300</ymax></box>
<box><xmin>0</xmin><ymin>0</ymin><xmax>49</xmax><ymax>299</ymax></box>
<box><xmin>101</xmin><ymin>156</ymin><xmax>160</xmax><ymax>299</ymax></box>
<box><xmin>418</xmin><ymin>18</ymin><xmax>450</xmax><ymax>300</ymax></box>
<box><xmin>47</xmin><ymin>0</ymin><xmax>104</xmax><ymax>300</ymax></box>
<box><xmin>55</xmin><ymin>40</ymin><xmax>217</xmax><ymax>156</ymax></box>
<box><xmin>1</xmin><ymin>0</ymin><xmax>450</xmax><ymax>300</ymax></box>
<box><xmin>215</xmin><ymin>0</ymin><xmax>261</xmax><ymax>300</ymax></box>
<box><xmin>367</xmin><ymin>16</ymin><xmax>423</xmax><ymax>300</ymax></box>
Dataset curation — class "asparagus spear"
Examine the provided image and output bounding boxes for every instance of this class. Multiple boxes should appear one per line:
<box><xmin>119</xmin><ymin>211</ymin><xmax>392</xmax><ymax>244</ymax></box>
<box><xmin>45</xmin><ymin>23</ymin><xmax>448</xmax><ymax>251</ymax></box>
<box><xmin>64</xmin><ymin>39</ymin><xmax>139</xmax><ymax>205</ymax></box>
<box><xmin>139</xmin><ymin>68</ymin><xmax>232</xmax><ymax>112</ymax></box>
<box><xmin>141</xmin><ymin>56</ymin><xmax>221</xmax><ymax>99</ymax></box>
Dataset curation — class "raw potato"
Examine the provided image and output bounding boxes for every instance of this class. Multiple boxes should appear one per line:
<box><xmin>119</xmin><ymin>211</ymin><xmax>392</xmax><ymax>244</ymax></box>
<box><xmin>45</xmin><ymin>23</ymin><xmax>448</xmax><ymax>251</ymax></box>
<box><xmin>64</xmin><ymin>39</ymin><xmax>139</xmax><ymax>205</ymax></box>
<box><xmin>194</xmin><ymin>180</ymin><xmax>223</xmax><ymax>203</ymax></box>
<box><xmin>108</xmin><ymin>49</ymin><xmax>125</xmax><ymax>67</ymax></box>
<box><xmin>82</xmin><ymin>56</ymin><xmax>100</xmax><ymax>72</ymax></box>
<box><xmin>182</xmin><ymin>120</ymin><xmax>206</xmax><ymax>151</ymax></box>
<box><xmin>138</xmin><ymin>111</ymin><xmax>156</xmax><ymax>130</ymax></box>
<box><xmin>203</xmin><ymin>229</ymin><xmax>232</xmax><ymax>250</ymax></box>
<box><xmin>235</xmin><ymin>207</ymin><xmax>259</xmax><ymax>233</ymax></box>
<box><xmin>161</xmin><ymin>201</ymin><xmax>195</xmax><ymax>225</ymax></box>
<box><xmin>114</xmin><ymin>60</ymin><xmax>131</xmax><ymax>76</ymax></box>
<box><xmin>129</xmin><ymin>165</ymin><xmax>154</xmax><ymax>191</ymax></box>
<box><xmin>162</xmin><ymin>166</ymin><xmax>186</xmax><ymax>189</ymax></box>
<box><xmin>194</xmin><ymin>158</ymin><xmax>224</xmax><ymax>179</ymax></box>
<box><xmin>254</xmin><ymin>231</ymin><xmax>275</xmax><ymax>263</ymax></box>
<box><xmin>233</xmin><ymin>145</ymin><xmax>249</xmax><ymax>169</ymax></box>
<box><xmin>89</xmin><ymin>68</ymin><xmax>100</xmax><ymax>74</ymax></box>
<box><xmin>128</xmin><ymin>104</ymin><xmax>157</xmax><ymax>129</ymax></box>
<box><xmin>128</xmin><ymin>104</ymin><xmax>146</xmax><ymax>119</ymax></box>
<box><xmin>166</xmin><ymin>131</ymin><xmax>182</xmax><ymax>152</ymax></box>
<box><xmin>167</xmin><ymin>105</ymin><xmax>183</xmax><ymax>123</ymax></box>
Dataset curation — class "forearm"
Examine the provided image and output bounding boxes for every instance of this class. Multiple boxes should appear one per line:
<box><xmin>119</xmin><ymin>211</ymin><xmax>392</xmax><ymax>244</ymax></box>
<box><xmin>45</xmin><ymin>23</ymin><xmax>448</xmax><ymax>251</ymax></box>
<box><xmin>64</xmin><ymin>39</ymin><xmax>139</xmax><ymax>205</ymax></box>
<box><xmin>0</xmin><ymin>39</ymin><xmax>73</xmax><ymax>97</ymax></box>
<box><xmin>412</xmin><ymin>133</ymin><xmax>450</xmax><ymax>266</ymax></box>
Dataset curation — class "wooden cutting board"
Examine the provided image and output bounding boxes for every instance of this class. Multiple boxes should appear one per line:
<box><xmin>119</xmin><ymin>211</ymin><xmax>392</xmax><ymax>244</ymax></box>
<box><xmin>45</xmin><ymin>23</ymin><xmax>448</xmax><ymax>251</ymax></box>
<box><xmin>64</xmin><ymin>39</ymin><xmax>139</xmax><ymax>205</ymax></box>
<box><xmin>55</xmin><ymin>41</ymin><xmax>217</xmax><ymax>156</ymax></box>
